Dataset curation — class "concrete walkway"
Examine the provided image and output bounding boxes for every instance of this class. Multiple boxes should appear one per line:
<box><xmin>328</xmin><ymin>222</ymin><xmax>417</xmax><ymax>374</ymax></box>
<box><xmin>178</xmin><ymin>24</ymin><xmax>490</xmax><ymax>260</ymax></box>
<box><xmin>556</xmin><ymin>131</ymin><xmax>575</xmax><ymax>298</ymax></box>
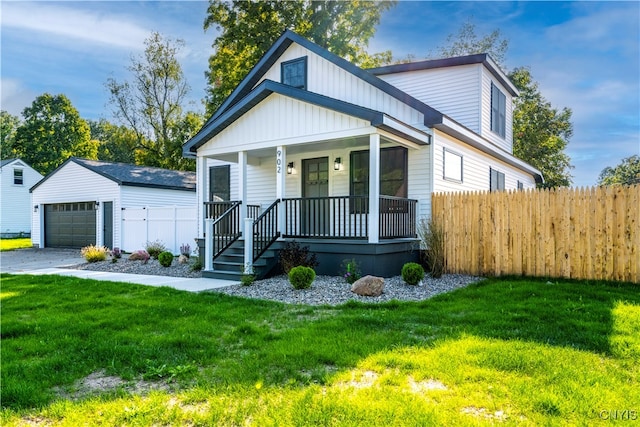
<box><xmin>0</xmin><ymin>248</ymin><xmax>238</xmax><ymax>292</ymax></box>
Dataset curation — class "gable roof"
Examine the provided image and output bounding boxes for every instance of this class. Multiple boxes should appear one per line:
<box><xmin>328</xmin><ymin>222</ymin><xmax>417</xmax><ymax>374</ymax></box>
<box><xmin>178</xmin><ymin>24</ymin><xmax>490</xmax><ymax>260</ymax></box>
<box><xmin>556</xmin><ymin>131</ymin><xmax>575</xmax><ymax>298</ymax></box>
<box><xmin>368</xmin><ymin>53</ymin><xmax>519</xmax><ymax>97</ymax></box>
<box><xmin>183</xmin><ymin>30</ymin><xmax>442</xmax><ymax>155</ymax></box>
<box><xmin>30</xmin><ymin>158</ymin><xmax>196</xmax><ymax>192</ymax></box>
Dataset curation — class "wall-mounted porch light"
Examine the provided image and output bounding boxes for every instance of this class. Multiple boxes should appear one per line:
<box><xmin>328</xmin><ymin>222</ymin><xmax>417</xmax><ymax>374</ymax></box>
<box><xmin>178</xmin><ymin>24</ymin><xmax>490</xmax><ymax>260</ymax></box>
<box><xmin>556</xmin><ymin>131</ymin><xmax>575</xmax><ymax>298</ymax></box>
<box><xmin>94</xmin><ymin>201</ymin><xmax>100</xmax><ymax>210</ymax></box>
<box><xmin>334</xmin><ymin>157</ymin><xmax>342</xmax><ymax>171</ymax></box>
<box><xmin>33</xmin><ymin>204</ymin><xmax>39</xmax><ymax>212</ymax></box>
<box><xmin>287</xmin><ymin>162</ymin><xmax>294</xmax><ymax>174</ymax></box>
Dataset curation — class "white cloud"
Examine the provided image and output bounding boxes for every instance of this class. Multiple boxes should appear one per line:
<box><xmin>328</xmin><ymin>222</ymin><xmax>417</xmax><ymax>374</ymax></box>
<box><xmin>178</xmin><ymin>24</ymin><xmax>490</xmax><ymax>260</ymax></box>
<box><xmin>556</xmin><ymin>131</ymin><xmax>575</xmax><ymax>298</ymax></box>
<box><xmin>1</xmin><ymin>2</ymin><xmax>149</xmax><ymax>50</ymax></box>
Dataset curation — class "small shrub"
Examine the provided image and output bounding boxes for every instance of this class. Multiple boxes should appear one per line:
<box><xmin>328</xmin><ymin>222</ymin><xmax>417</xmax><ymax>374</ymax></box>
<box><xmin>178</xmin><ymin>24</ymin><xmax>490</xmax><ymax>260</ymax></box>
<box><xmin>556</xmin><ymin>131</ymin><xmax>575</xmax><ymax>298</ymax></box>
<box><xmin>190</xmin><ymin>258</ymin><xmax>203</xmax><ymax>272</ymax></box>
<box><xmin>110</xmin><ymin>247</ymin><xmax>122</xmax><ymax>259</ymax></box>
<box><xmin>401</xmin><ymin>262</ymin><xmax>425</xmax><ymax>286</ymax></box>
<box><xmin>279</xmin><ymin>241</ymin><xmax>319</xmax><ymax>274</ymax></box>
<box><xmin>418</xmin><ymin>216</ymin><xmax>445</xmax><ymax>278</ymax></box>
<box><xmin>289</xmin><ymin>266</ymin><xmax>316</xmax><ymax>290</ymax></box>
<box><xmin>129</xmin><ymin>249</ymin><xmax>150</xmax><ymax>263</ymax></box>
<box><xmin>240</xmin><ymin>264</ymin><xmax>256</xmax><ymax>286</ymax></box>
<box><xmin>81</xmin><ymin>245</ymin><xmax>109</xmax><ymax>263</ymax></box>
<box><xmin>158</xmin><ymin>251</ymin><xmax>174</xmax><ymax>267</ymax></box>
<box><xmin>145</xmin><ymin>240</ymin><xmax>167</xmax><ymax>259</ymax></box>
<box><xmin>180</xmin><ymin>243</ymin><xmax>191</xmax><ymax>258</ymax></box>
<box><xmin>340</xmin><ymin>258</ymin><xmax>361</xmax><ymax>284</ymax></box>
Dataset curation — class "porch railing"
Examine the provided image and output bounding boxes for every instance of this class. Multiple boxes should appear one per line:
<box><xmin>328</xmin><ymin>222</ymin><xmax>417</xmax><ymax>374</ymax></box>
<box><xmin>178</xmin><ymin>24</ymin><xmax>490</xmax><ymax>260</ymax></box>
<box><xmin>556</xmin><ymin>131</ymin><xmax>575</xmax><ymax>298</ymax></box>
<box><xmin>252</xmin><ymin>200</ymin><xmax>280</xmax><ymax>261</ymax></box>
<box><xmin>283</xmin><ymin>196</ymin><xmax>369</xmax><ymax>238</ymax></box>
<box><xmin>208</xmin><ymin>201</ymin><xmax>242</xmax><ymax>261</ymax></box>
<box><xmin>379</xmin><ymin>196</ymin><xmax>417</xmax><ymax>238</ymax></box>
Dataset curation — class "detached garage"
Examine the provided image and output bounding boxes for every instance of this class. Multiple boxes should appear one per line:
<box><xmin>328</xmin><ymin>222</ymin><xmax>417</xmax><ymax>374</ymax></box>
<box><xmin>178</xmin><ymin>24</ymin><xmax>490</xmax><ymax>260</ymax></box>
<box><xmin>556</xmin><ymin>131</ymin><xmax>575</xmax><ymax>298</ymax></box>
<box><xmin>31</xmin><ymin>157</ymin><xmax>196</xmax><ymax>253</ymax></box>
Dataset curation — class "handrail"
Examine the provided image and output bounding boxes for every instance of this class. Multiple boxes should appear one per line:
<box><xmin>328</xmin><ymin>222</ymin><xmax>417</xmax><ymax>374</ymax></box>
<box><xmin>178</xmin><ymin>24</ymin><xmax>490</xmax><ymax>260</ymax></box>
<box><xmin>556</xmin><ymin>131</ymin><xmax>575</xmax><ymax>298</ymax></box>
<box><xmin>210</xmin><ymin>201</ymin><xmax>242</xmax><ymax>261</ymax></box>
<box><xmin>253</xmin><ymin>200</ymin><xmax>280</xmax><ymax>261</ymax></box>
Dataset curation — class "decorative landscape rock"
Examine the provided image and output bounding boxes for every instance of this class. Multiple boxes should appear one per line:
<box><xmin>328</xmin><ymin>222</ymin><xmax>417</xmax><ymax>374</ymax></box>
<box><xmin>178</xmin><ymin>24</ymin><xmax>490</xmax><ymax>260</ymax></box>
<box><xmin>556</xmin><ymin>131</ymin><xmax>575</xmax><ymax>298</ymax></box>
<box><xmin>351</xmin><ymin>275</ymin><xmax>385</xmax><ymax>297</ymax></box>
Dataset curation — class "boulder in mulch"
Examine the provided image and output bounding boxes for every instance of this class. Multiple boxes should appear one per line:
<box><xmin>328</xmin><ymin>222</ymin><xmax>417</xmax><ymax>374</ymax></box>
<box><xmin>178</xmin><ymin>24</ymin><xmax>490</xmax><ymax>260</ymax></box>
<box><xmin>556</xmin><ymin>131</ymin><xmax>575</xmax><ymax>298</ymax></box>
<box><xmin>351</xmin><ymin>275</ymin><xmax>385</xmax><ymax>297</ymax></box>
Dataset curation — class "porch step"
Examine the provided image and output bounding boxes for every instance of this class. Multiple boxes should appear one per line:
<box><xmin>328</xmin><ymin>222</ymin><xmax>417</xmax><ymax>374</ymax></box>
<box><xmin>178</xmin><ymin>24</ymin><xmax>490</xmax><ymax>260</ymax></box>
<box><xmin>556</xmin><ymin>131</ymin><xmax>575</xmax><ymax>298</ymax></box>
<box><xmin>203</xmin><ymin>240</ymin><xmax>283</xmax><ymax>281</ymax></box>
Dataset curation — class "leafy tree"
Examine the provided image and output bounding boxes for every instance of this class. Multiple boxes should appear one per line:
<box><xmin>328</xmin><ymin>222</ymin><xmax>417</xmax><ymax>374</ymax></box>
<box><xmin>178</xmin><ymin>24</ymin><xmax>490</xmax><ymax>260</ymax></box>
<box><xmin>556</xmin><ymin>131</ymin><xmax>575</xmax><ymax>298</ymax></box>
<box><xmin>203</xmin><ymin>0</ymin><xmax>395</xmax><ymax>115</ymax></box>
<box><xmin>429</xmin><ymin>20</ymin><xmax>509</xmax><ymax>67</ymax></box>
<box><xmin>510</xmin><ymin>67</ymin><xmax>573</xmax><ymax>188</ymax></box>
<box><xmin>106</xmin><ymin>32</ymin><xmax>196</xmax><ymax>171</ymax></box>
<box><xmin>431</xmin><ymin>22</ymin><xmax>573</xmax><ymax>188</ymax></box>
<box><xmin>89</xmin><ymin>119</ymin><xmax>140</xmax><ymax>164</ymax></box>
<box><xmin>13</xmin><ymin>94</ymin><xmax>96</xmax><ymax>175</ymax></box>
<box><xmin>597</xmin><ymin>155</ymin><xmax>640</xmax><ymax>186</ymax></box>
<box><xmin>1</xmin><ymin>110</ymin><xmax>20</xmax><ymax>159</ymax></box>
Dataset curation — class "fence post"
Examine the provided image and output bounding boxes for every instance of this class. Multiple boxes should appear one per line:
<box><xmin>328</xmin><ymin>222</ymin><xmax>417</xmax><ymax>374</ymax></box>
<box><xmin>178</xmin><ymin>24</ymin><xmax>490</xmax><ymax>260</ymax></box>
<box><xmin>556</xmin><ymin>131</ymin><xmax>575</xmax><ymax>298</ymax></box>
<box><xmin>205</xmin><ymin>219</ymin><xmax>213</xmax><ymax>271</ymax></box>
<box><xmin>243</xmin><ymin>218</ymin><xmax>254</xmax><ymax>274</ymax></box>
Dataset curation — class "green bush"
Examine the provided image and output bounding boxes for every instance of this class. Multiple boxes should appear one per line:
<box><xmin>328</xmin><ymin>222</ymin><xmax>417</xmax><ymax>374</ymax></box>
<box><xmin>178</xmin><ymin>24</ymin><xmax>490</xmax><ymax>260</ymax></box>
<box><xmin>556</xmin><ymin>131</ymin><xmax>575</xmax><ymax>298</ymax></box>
<box><xmin>80</xmin><ymin>245</ymin><xmax>109</xmax><ymax>263</ymax></box>
<box><xmin>158</xmin><ymin>251</ymin><xmax>174</xmax><ymax>267</ymax></box>
<box><xmin>288</xmin><ymin>266</ymin><xmax>316</xmax><ymax>290</ymax></box>
<box><xmin>145</xmin><ymin>240</ymin><xmax>167</xmax><ymax>260</ymax></box>
<box><xmin>190</xmin><ymin>258</ymin><xmax>203</xmax><ymax>272</ymax></box>
<box><xmin>401</xmin><ymin>262</ymin><xmax>425</xmax><ymax>286</ymax></box>
<box><xmin>341</xmin><ymin>258</ymin><xmax>361</xmax><ymax>284</ymax></box>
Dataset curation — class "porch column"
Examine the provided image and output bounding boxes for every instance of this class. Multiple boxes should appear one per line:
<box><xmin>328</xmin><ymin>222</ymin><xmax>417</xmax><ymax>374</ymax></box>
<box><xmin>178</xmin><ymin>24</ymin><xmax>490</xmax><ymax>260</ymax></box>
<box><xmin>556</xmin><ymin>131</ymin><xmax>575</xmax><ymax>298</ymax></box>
<box><xmin>198</xmin><ymin>155</ymin><xmax>208</xmax><ymax>237</ymax></box>
<box><xmin>368</xmin><ymin>133</ymin><xmax>380</xmax><ymax>243</ymax></box>
<box><xmin>238</xmin><ymin>151</ymin><xmax>248</xmax><ymax>221</ymax></box>
<box><xmin>276</xmin><ymin>146</ymin><xmax>286</xmax><ymax>234</ymax></box>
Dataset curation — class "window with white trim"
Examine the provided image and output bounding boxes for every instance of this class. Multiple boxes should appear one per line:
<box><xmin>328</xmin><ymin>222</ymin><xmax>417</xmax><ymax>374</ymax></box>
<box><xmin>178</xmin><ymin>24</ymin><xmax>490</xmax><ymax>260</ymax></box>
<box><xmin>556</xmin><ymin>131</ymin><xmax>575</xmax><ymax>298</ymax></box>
<box><xmin>491</xmin><ymin>82</ymin><xmax>506</xmax><ymax>138</ymax></box>
<box><xmin>13</xmin><ymin>168</ymin><xmax>23</xmax><ymax>185</ymax></box>
<box><xmin>443</xmin><ymin>148</ymin><xmax>463</xmax><ymax>182</ymax></box>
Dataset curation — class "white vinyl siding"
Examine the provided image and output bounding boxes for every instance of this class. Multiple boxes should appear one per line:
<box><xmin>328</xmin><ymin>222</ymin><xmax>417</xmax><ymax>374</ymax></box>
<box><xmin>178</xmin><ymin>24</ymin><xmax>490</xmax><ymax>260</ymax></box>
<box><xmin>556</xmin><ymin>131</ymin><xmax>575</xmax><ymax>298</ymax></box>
<box><xmin>0</xmin><ymin>160</ymin><xmax>43</xmax><ymax>235</ymax></box>
<box><xmin>258</xmin><ymin>44</ymin><xmax>425</xmax><ymax>129</ymax></box>
<box><xmin>376</xmin><ymin>64</ymin><xmax>482</xmax><ymax>133</ymax></box>
<box><xmin>432</xmin><ymin>130</ymin><xmax>535</xmax><ymax>194</ymax></box>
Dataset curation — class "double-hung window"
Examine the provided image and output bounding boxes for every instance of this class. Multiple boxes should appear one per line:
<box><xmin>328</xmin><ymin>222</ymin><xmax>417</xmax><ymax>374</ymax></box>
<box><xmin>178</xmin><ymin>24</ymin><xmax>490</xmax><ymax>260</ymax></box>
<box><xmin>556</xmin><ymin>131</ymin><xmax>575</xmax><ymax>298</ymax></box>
<box><xmin>281</xmin><ymin>57</ymin><xmax>307</xmax><ymax>90</ymax></box>
<box><xmin>490</xmin><ymin>168</ymin><xmax>505</xmax><ymax>192</ymax></box>
<box><xmin>13</xmin><ymin>168</ymin><xmax>23</xmax><ymax>185</ymax></box>
<box><xmin>443</xmin><ymin>148</ymin><xmax>463</xmax><ymax>182</ymax></box>
<box><xmin>491</xmin><ymin>83</ymin><xmax>506</xmax><ymax>138</ymax></box>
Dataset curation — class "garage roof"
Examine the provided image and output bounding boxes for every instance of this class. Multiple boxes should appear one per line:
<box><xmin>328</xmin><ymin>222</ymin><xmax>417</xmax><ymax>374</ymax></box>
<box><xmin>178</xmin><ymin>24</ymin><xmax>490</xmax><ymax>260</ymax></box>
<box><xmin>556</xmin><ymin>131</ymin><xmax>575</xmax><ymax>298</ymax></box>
<box><xmin>31</xmin><ymin>158</ymin><xmax>196</xmax><ymax>192</ymax></box>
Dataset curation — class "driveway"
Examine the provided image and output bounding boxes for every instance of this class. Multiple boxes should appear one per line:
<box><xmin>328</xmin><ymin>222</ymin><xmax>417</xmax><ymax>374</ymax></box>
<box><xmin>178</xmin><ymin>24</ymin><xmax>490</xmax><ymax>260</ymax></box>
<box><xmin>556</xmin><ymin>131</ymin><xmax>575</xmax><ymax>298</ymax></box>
<box><xmin>0</xmin><ymin>248</ymin><xmax>86</xmax><ymax>274</ymax></box>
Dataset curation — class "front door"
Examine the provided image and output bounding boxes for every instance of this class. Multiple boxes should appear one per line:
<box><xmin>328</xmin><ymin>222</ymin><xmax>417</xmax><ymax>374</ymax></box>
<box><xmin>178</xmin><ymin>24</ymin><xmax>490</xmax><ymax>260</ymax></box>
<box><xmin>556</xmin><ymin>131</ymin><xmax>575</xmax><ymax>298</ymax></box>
<box><xmin>302</xmin><ymin>157</ymin><xmax>329</xmax><ymax>236</ymax></box>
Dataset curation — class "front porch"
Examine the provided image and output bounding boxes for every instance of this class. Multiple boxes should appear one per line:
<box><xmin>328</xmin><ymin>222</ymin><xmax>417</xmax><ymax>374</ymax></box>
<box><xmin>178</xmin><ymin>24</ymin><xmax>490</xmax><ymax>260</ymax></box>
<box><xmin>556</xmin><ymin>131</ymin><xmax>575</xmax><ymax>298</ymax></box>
<box><xmin>201</xmin><ymin>195</ymin><xmax>419</xmax><ymax>279</ymax></box>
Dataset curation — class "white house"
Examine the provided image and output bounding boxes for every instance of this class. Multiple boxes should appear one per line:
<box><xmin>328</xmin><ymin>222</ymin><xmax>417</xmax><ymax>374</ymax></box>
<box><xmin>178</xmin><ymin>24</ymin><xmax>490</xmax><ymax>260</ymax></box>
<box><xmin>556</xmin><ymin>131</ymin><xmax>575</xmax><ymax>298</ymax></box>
<box><xmin>0</xmin><ymin>159</ymin><xmax>44</xmax><ymax>238</ymax></box>
<box><xmin>30</xmin><ymin>157</ymin><xmax>197</xmax><ymax>254</ymax></box>
<box><xmin>182</xmin><ymin>30</ymin><xmax>542</xmax><ymax>278</ymax></box>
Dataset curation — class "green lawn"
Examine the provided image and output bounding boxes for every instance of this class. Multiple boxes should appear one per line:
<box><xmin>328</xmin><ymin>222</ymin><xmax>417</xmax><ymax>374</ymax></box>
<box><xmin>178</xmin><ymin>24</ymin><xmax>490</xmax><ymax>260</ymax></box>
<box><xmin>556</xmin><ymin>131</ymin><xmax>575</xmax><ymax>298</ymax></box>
<box><xmin>1</xmin><ymin>274</ymin><xmax>638</xmax><ymax>426</ymax></box>
<box><xmin>0</xmin><ymin>238</ymin><xmax>32</xmax><ymax>251</ymax></box>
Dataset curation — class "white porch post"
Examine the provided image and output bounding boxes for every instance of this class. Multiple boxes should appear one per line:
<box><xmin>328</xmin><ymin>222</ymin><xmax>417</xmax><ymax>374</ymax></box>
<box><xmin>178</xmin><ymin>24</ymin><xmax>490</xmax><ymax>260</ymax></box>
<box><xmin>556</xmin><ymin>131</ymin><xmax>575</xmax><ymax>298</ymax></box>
<box><xmin>238</xmin><ymin>151</ymin><xmax>248</xmax><ymax>221</ymax></box>
<box><xmin>276</xmin><ymin>146</ymin><xmax>286</xmax><ymax>234</ymax></box>
<box><xmin>243</xmin><ymin>217</ymin><xmax>254</xmax><ymax>273</ymax></box>
<box><xmin>205</xmin><ymin>218</ymin><xmax>213</xmax><ymax>271</ymax></box>
<box><xmin>198</xmin><ymin>156</ymin><xmax>208</xmax><ymax>238</ymax></box>
<box><xmin>368</xmin><ymin>133</ymin><xmax>380</xmax><ymax>243</ymax></box>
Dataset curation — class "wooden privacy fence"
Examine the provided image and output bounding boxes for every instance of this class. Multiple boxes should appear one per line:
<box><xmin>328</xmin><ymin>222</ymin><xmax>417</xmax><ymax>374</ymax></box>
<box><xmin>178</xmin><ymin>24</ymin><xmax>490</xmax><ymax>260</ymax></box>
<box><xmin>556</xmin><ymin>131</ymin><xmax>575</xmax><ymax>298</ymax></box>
<box><xmin>432</xmin><ymin>185</ymin><xmax>639</xmax><ymax>283</ymax></box>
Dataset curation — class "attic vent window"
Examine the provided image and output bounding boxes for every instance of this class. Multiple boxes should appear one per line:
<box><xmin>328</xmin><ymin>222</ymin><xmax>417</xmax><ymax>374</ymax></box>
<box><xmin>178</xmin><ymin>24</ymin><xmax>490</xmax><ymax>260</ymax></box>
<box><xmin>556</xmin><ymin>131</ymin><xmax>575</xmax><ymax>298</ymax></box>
<box><xmin>281</xmin><ymin>57</ymin><xmax>307</xmax><ymax>89</ymax></box>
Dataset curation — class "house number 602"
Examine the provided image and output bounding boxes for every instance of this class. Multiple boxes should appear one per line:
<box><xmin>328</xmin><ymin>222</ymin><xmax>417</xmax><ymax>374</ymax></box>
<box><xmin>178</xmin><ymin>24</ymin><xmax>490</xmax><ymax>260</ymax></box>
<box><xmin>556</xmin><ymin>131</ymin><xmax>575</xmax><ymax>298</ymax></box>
<box><xmin>276</xmin><ymin>150</ymin><xmax>282</xmax><ymax>174</ymax></box>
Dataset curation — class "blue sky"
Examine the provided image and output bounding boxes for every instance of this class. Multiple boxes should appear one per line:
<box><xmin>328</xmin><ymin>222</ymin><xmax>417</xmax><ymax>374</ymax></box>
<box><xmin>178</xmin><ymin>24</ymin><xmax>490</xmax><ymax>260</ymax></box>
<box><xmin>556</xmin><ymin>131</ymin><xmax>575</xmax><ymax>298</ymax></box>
<box><xmin>1</xmin><ymin>1</ymin><xmax>638</xmax><ymax>187</ymax></box>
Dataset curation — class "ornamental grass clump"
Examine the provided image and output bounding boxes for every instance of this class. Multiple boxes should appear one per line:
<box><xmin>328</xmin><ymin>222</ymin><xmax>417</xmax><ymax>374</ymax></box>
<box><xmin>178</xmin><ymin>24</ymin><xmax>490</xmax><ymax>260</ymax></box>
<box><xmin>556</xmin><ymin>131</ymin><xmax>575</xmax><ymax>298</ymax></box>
<box><xmin>145</xmin><ymin>240</ymin><xmax>167</xmax><ymax>260</ymax></box>
<box><xmin>80</xmin><ymin>245</ymin><xmax>109</xmax><ymax>263</ymax></box>
<box><xmin>288</xmin><ymin>266</ymin><xmax>316</xmax><ymax>290</ymax></box>
<box><xmin>418</xmin><ymin>216</ymin><xmax>446</xmax><ymax>278</ymax></box>
<box><xmin>401</xmin><ymin>262</ymin><xmax>425</xmax><ymax>286</ymax></box>
<box><xmin>158</xmin><ymin>251</ymin><xmax>174</xmax><ymax>267</ymax></box>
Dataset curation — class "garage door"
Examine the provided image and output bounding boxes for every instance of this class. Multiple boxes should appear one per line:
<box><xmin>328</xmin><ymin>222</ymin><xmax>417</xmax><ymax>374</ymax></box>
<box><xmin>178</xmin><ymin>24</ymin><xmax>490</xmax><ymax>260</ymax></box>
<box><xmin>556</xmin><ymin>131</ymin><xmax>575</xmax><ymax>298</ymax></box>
<box><xmin>45</xmin><ymin>202</ymin><xmax>96</xmax><ymax>248</ymax></box>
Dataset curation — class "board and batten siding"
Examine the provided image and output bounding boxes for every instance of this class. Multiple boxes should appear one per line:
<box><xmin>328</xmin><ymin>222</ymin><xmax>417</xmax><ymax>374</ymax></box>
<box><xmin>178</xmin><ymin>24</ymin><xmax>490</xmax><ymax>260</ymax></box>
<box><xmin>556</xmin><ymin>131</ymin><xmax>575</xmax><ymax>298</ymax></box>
<box><xmin>432</xmin><ymin>130</ymin><xmax>535</xmax><ymax>194</ymax></box>
<box><xmin>375</xmin><ymin>64</ymin><xmax>482</xmax><ymax>134</ymax></box>
<box><xmin>198</xmin><ymin>94</ymin><xmax>373</xmax><ymax>157</ymax></box>
<box><xmin>480</xmin><ymin>68</ymin><xmax>514</xmax><ymax>152</ymax></box>
<box><xmin>0</xmin><ymin>160</ymin><xmax>42</xmax><ymax>235</ymax></box>
<box><xmin>31</xmin><ymin>161</ymin><xmax>120</xmax><ymax>248</ymax></box>
<box><xmin>120</xmin><ymin>186</ymin><xmax>195</xmax><ymax>208</ymax></box>
<box><xmin>258</xmin><ymin>44</ymin><xmax>425</xmax><ymax>129</ymax></box>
